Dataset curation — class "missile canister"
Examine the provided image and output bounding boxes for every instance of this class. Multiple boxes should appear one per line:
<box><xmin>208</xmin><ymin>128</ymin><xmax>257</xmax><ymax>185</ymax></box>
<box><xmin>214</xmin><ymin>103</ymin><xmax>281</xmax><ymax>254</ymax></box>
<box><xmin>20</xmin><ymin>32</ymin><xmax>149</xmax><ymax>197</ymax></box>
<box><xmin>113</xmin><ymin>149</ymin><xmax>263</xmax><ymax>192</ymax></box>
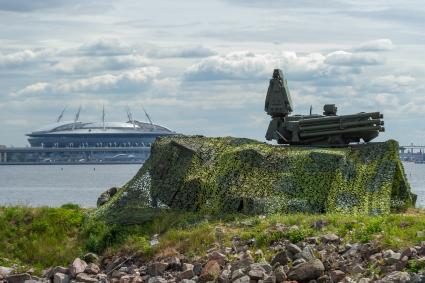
<box><xmin>265</xmin><ymin>69</ymin><xmax>384</xmax><ymax>145</ymax></box>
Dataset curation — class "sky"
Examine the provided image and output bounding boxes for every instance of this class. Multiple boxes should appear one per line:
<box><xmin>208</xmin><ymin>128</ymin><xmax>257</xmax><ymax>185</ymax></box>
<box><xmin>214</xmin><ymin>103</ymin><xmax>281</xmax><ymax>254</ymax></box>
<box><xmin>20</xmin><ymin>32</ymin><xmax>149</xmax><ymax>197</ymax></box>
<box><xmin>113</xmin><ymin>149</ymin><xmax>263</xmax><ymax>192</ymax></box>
<box><xmin>0</xmin><ymin>0</ymin><xmax>424</xmax><ymax>146</ymax></box>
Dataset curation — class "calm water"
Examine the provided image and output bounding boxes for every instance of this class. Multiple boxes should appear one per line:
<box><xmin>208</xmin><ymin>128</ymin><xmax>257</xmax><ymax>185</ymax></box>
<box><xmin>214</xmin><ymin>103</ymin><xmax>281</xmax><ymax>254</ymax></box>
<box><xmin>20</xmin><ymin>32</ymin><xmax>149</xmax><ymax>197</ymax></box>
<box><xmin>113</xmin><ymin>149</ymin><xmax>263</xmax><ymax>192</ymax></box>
<box><xmin>0</xmin><ymin>165</ymin><xmax>140</xmax><ymax>207</ymax></box>
<box><xmin>0</xmin><ymin>163</ymin><xmax>423</xmax><ymax>208</ymax></box>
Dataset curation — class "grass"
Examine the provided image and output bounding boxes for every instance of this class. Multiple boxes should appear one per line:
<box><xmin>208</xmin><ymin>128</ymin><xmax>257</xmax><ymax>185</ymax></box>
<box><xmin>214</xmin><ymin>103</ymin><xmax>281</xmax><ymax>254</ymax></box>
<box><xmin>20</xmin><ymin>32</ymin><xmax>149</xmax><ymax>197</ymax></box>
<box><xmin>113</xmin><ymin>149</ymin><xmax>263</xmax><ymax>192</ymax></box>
<box><xmin>2</xmin><ymin>206</ymin><xmax>425</xmax><ymax>274</ymax></box>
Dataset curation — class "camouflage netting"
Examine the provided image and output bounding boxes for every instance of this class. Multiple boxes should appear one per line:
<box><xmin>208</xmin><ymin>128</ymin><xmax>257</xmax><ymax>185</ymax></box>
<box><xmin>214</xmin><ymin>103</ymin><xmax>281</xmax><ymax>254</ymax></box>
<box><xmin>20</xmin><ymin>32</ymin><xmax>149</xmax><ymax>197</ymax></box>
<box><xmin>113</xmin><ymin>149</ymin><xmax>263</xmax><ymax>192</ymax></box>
<box><xmin>94</xmin><ymin>136</ymin><xmax>416</xmax><ymax>223</ymax></box>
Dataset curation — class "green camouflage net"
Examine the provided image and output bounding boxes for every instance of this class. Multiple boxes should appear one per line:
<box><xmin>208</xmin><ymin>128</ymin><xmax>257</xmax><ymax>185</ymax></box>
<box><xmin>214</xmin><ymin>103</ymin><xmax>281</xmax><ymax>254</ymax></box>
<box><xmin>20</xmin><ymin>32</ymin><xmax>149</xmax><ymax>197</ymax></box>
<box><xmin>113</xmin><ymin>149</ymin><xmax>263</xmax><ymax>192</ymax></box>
<box><xmin>94</xmin><ymin>136</ymin><xmax>416</xmax><ymax>223</ymax></box>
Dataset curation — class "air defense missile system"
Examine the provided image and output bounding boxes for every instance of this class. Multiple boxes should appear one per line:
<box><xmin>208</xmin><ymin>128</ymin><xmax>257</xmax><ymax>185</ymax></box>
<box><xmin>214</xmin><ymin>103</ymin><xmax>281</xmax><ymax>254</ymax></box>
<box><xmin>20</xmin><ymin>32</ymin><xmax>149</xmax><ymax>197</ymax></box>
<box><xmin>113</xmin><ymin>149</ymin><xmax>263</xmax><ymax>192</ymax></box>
<box><xmin>265</xmin><ymin>69</ymin><xmax>385</xmax><ymax>145</ymax></box>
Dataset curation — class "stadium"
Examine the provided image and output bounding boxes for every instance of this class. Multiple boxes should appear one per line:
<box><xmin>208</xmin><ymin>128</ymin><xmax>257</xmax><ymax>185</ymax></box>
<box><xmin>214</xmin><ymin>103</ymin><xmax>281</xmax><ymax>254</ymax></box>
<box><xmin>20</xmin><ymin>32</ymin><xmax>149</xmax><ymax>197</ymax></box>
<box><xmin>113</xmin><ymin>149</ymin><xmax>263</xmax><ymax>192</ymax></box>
<box><xmin>27</xmin><ymin>107</ymin><xmax>175</xmax><ymax>148</ymax></box>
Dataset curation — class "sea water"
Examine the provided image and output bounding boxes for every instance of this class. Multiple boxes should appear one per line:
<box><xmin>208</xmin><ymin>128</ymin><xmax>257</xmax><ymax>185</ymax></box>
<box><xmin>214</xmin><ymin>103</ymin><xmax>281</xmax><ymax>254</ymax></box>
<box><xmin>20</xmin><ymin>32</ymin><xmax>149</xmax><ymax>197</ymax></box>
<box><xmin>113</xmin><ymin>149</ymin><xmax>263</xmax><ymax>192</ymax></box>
<box><xmin>0</xmin><ymin>163</ymin><xmax>423</xmax><ymax>208</ymax></box>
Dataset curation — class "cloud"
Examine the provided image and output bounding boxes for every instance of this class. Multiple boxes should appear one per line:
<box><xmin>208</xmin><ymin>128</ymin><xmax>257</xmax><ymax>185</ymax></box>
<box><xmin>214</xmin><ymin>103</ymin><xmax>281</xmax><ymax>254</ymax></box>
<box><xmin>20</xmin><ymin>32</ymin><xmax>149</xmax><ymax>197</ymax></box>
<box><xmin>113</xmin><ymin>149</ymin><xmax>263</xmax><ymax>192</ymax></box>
<box><xmin>15</xmin><ymin>67</ymin><xmax>161</xmax><ymax>96</ymax></box>
<box><xmin>77</xmin><ymin>38</ymin><xmax>133</xmax><ymax>57</ymax></box>
<box><xmin>0</xmin><ymin>49</ymin><xmax>45</xmax><ymax>68</ymax></box>
<box><xmin>52</xmin><ymin>54</ymin><xmax>150</xmax><ymax>74</ymax></box>
<box><xmin>147</xmin><ymin>45</ymin><xmax>216</xmax><ymax>58</ymax></box>
<box><xmin>324</xmin><ymin>51</ymin><xmax>384</xmax><ymax>66</ymax></box>
<box><xmin>184</xmin><ymin>49</ymin><xmax>383</xmax><ymax>82</ymax></box>
<box><xmin>0</xmin><ymin>0</ymin><xmax>112</xmax><ymax>12</ymax></box>
<box><xmin>353</xmin><ymin>39</ymin><xmax>395</xmax><ymax>52</ymax></box>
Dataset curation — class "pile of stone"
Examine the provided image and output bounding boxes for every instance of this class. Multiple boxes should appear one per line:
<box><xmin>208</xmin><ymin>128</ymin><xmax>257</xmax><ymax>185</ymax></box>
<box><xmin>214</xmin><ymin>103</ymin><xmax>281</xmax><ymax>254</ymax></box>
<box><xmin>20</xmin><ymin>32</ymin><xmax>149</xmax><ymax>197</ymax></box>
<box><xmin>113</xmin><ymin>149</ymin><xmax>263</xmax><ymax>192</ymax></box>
<box><xmin>3</xmin><ymin>225</ymin><xmax>425</xmax><ymax>283</ymax></box>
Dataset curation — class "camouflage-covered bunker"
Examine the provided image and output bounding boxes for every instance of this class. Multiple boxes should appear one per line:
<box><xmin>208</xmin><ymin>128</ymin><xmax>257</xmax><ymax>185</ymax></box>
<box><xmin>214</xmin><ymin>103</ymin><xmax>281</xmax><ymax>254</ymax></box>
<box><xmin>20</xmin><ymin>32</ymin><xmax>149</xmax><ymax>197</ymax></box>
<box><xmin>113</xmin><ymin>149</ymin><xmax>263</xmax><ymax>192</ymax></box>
<box><xmin>95</xmin><ymin>136</ymin><xmax>415</xmax><ymax>223</ymax></box>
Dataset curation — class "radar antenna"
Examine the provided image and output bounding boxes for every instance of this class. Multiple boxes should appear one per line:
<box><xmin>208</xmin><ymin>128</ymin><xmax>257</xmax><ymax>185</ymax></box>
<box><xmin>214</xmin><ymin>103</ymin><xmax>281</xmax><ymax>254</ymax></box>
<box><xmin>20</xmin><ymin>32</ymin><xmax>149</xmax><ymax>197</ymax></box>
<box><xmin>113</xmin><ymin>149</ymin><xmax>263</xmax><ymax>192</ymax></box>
<box><xmin>102</xmin><ymin>105</ymin><xmax>106</xmax><ymax>131</ymax></box>
<box><xmin>126</xmin><ymin>106</ymin><xmax>136</xmax><ymax>128</ymax></box>
<box><xmin>142</xmin><ymin>106</ymin><xmax>156</xmax><ymax>130</ymax></box>
<box><xmin>72</xmin><ymin>106</ymin><xmax>81</xmax><ymax>131</ymax></box>
<box><xmin>56</xmin><ymin>106</ymin><xmax>67</xmax><ymax>122</ymax></box>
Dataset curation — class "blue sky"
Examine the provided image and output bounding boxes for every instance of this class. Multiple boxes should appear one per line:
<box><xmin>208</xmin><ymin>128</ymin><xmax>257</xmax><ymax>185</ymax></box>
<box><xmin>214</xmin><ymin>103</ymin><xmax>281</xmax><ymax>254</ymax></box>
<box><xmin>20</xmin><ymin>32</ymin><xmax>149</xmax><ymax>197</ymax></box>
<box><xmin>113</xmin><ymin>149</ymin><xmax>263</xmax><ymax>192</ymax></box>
<box><xmin>0</xmin><ymin>0</ymin><xmax>424</xmax><ymax>146</ymax></box>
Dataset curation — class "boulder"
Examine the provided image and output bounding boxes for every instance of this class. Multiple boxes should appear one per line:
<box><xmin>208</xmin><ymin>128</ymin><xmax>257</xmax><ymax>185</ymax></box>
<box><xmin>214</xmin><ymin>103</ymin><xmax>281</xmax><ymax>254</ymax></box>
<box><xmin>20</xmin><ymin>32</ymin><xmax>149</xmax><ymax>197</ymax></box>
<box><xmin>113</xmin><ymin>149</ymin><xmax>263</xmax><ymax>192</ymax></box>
<box><xmin>6</xmin><ymin>273</ymin><xmax>32</xmax><ymax>283</ymax></box>
<box><xmin>69</xmin><ymin>258</ymin><xmax>87</xmax><ymax>278</ymax></box>
<box><xmin>287</xmin><ymin>259</ymin><xmax>325</xmax><ymax>282</ymax></box>
<box><xmin>53</xmin><ymin>273</ymin><xmax>69</xmax><ymax>283</ymax></box>
<box><xmin>75</xmin><ymin>273</ymin><xmax>98</xmax><ymax>283</ymax></box>
<box><xmin>271</xmin><ymin>251</ymin><xmax>289</xmax><ymax>266</ymax></box>
<box><xmin>199</xmin><ymin>260</ymin><xmax>221</xmax><ymax>282</ymax></box>
<box><xmin>0</xmin><ymin>266</ymin><xmax>14</xmax><ymax>277</ymax></box>
<box><xmin>147</xmin><ymin>262</ymin><xmax>168</xmax><ymax>276</ymax></box>
<box><xmin>85</xmin><ymin>263</ymin><xmax>100</xmax><ymax>275</ymax></box>
<box><xmin>94</xmin><ymin>137</ymin><xmax>415</xmax><ymax>224</ymax></box>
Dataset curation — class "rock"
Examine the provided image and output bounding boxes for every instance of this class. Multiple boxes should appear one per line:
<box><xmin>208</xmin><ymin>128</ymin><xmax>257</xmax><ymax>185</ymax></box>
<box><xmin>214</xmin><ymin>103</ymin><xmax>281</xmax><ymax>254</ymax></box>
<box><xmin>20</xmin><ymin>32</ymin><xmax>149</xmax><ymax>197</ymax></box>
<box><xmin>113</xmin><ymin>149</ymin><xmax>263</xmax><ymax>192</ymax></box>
<box><xmin>273</xmin><ymin>265</ymin><xmax>286</xmax><ymax>283</ymax></box>
<box><xmin>148</xmin><ymin>262</ymin><xmax>168</xmax><ymax>276</ymax></box>
<box><xmin>317</xmin><ymin>275</ymin><xmax>330</xmax><ymax>283</ymax></box>
<box><xmin>6</xmin><ymin>273</ymin><xmax>32</xmax><ymax>283</ymax></box>
<box><xmin>181</xmin><ymin>280</ymin><xmax>196</xmax><ymax>283</ymax></box>
<box><xmin>286</xmin><ymin>243</ymin><xmax>302</xmax><ymax>255</ymax></box>
<box><xmin>166</xmin><ymin>256</ymin><xmax>181</xmax><ymax>271</ymax></box>
<box><xmin>179</xmin><ymin>270</ymin><xmax>195</xmax><ymax>280</ymax></box>
<box><xmin>292</xmin><ymin>258</ymin><xmax>307</xmax><ymax>266</ymax></box>
<box><xmin>401</xmin><ymin>247</ymin><xmax>417</xmax><ymax>258</ymax></box>
<box><xmin>384</xmin><ymin>251</ymin><xmax>402</xmax><ymax>265</ymax></box>
<box><xmin>75</xmin><ymin>273</ymin><xmax>98</xmax><ymax>283</ymax></box>
<box><xmin>378</xmin><ymin>271</ymin><xmax>410</xmax><ymax>283</ymax></box>
<box><xmin>193</xmin><ymin>263</ymin><xmax>203</xmax><ymax>276</ymax></box>
<box><xmin>148</xmin><ymin>276</ymin><xmax>167</xmax><ymax>283</ymax></box>
<box><xmin>351</xmin><ymin>264</ymin><xmax>364</xmax><ymax>274</ymax></box>
<box><xmin>233</xmin><ymin>275</ymin><xmax>250</xmax><ymax>283</ymax></box>
<box><xmin>111</xmin><ymin>270</ymin><xmax>126</xmax><ymax>278</ymax></box>
<box><xmin>69</xmin><ymin>258</ymin><xmax>88</xmax><ymax>278</ymax></box>
<box><xmin>119</xmin><ymin>275</ymin><xmax>132</xmax><ymax>283</ymax></box>
<box><xmin>219</xmin><ymin>269</ymin><xmax>231</xmax><ymax>283</ymax></box>
<box><xmin>199</xmin><ymin>260</ymin><xmax>221</xmax><ymax>282</ymax></box>
<box><xmin>53</xmin><ymin>266</ymin><xmax>69</xmax><ymax>275</ymax></box>
<box><xmin>321</xmin><ymin>234</ymin><xmax>340</xmax><ymax>244</ymax></box>
<box><xmin>231</xmin><ymin>252</ymin><xmax>254</xmax><ymax>271</ymax></box>
<box><xmin>97</xmin><ymin>187</ymin><xmax>118</xmax><ymax>207</ymax></box>
<box><xmin>84</xmin><ymin>264</ymin><xmax>100</xmax><ymax>275</ymax></box>
<box><xmin>270</xmin><ymin>251</ymin><xmax>289</xmax><ymax>266</ymax></box>
<box><xmin>54</xmin><ymin>273</ymin><xmax>70</xmax><ymax>283</ymax></box>
<box><xmin>287</xmin><ymin>259</ymin><xmax>325</xmax><ymax>282</ymax></box>
<box><xmin>183</xmin><ymin>263</ymin><xmax>194</xmax><ymax>271</ymax></box>
<box><xmin>0</xmin><ymin>266</ymin><xmax>14</xmax><ymax>277</ymax></box>
<box><xmin>330</xmin><ymin>270</ymin><xmax>345</xmax><ymax>282</ymax></box>
<box><xmin>417</xmin><ymin>231</ymin><xmax>424</xmax><ymax>238</ymax></box>
<box><xmin>231</xmin><ymin>269</ymin><xmax>245</xmax><ymax>281</ymax></box>
<box><xmin>209</xmin><ymin>251</ymin><xmax>227</xmax><ymax>266</ymax></box>
<box><xmin>263</xmin><ymin>275</ymin><xmax>276</xmax><ymax>283</ymax></box>
<box><xmin>251</xmin><ymin>263</ymin><xmax>272</xmax><ymax>275</ymax></box>
<box><xmin>358</xmin><ymin>278</ymin><xmax>371</xmax><ymax>283</ymax></box>
<box><xmin>248</xmin><ymin>266</ymin><xmax>265</xmax><ymax>280</ymax></box>
<box><xmin>83</xmin><ymin>253</ymin><xmax>99</xmax><ymax>264</ymax></box>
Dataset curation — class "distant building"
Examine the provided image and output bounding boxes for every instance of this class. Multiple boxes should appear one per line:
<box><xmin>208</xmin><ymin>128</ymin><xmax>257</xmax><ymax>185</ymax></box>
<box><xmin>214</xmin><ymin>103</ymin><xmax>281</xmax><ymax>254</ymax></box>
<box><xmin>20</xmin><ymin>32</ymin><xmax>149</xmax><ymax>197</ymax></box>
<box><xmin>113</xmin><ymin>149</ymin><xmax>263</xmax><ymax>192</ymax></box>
<box><xmin>26</xmin><ymin>107</ymin><xmax>175</xmax><ymax>148</ymax></box>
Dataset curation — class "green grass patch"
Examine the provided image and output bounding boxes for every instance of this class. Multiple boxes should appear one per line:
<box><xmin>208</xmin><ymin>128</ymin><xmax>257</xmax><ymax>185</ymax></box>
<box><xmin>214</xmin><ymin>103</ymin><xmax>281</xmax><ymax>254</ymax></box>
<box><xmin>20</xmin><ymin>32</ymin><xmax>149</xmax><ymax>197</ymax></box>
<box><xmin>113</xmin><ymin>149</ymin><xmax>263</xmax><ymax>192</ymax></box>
<box><xmin>2</xmin><ymin>206</ymin><xmax>425</xmax><ymax>274</ymax></box>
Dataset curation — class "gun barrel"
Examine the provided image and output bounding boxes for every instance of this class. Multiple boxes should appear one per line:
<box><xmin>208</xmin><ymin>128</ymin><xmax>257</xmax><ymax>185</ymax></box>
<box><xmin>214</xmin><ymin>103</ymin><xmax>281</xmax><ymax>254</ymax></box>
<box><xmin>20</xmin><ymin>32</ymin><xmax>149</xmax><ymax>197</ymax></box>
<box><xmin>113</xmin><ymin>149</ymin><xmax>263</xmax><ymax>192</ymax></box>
<box><xmin>299</xmin><ymin>125</ymin><xmax>384</xmax><ymax>138</ymax></box>
<box><xmin>299</xmin><ymin>112</ymin><xmax>383</xmax><ymax>126</ymax></box>
<box><xmin>299</xmin><ymin>119</ymin><xmax>383</xmax><ymax>132</ymax></box>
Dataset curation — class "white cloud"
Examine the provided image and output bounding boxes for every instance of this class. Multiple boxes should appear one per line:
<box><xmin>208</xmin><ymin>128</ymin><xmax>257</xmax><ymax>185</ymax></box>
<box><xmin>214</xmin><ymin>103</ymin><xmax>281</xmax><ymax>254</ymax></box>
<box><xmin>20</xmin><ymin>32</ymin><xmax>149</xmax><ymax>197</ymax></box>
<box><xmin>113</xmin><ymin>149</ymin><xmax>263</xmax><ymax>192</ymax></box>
<box><xmin>325</xmin><ymin>51</ymin><xmax>383</xmax><ymax>66</ymax></box>
<box><xmin>53</xmin><ymin>54</ymin><xmax>150</xmax><ymax>74</ymax></box>
<box><xmin>77</xmin><ymin>38</ymin><xmax>133</xmax><ymax>56</ymax></box>
<box><xmin>0</xmin><ymin>50</ymin><xmax>42</xmax><ymax>68</ymax></box>
<box><xmin>353</xmin><ymin>39</ymin><xmax>395</xmax><ymax>52</ymax></box>
<box><xmin>184</xmin><ymin>49</ymin><xmax>383</xmax><ymax>82</ymax></box>
<box><xmin>147</xmin><ymin>45</ymin><xmax>216</xmax><ymax>58</ymax></box>
<box><xmin>15</xmin><ymin>67</ymin><xmax>161</xmax><ymax>96</ymax></box>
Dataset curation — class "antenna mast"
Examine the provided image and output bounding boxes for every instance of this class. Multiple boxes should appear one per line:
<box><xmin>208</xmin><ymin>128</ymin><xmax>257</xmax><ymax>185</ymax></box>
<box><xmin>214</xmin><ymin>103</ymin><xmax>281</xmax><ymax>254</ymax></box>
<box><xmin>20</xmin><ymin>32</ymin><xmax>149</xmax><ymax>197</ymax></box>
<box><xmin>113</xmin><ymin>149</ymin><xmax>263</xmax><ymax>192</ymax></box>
<box><xmin>56</xmin><ymin>106</ymin><xmax>67</xmax><ymax>122</ymax></box>
<box><xmin>102</xmin><ymin>105</ymin><xmax>106</xmax><ymax>131</ymax></box>
<box><xmin>126</xmin><ymin>106</ymin><xmax>136</xmax><ymax>128</ymax></box>
<box><xmin>72</xmin><ymin>106</ymin><xmax>81</xmax><ymax>131</ymax></box>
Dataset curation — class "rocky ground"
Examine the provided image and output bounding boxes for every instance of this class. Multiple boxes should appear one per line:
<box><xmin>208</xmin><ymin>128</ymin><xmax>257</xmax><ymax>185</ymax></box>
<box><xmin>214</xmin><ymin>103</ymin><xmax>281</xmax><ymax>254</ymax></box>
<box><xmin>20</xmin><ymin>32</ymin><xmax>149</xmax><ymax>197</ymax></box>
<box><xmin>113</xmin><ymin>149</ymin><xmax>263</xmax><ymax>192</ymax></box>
<box><xmin>2</xmin><ymin>223</ymin><xmax>425</xmax><ymax>283</ymax></box>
